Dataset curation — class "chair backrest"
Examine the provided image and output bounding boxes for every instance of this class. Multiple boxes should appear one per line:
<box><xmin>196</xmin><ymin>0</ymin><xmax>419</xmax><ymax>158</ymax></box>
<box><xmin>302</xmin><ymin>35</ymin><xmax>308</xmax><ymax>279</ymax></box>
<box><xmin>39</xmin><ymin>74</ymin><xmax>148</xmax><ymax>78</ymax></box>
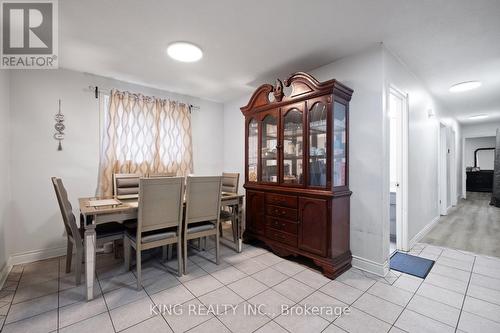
<box><xmin>221</xmin><ymin>172</ymin><xmax>239</xmax><ymax>193</ymax></box>
<box><xmin>138</xmin><ymin>177</ymin><xmax>185</xmax><ymax>234</ymax></box>
<box><xmin>51</xmin><ymin>177</ymin><xmax>82</xmax><ymax>244</ymax></box>
<box><xmin>185</xmin><ymin>176</ymin><xmax>222</xmax><ymax>225</ymax></box>
<box><xmin>113</xmin><ymin>173</ymin><xmax>140</xmax><ymax>199</ymax></box>
<box><xmin>148</xmin><ymin>172</ymin><xmax>177</xmax><ymax>178</ymax></box>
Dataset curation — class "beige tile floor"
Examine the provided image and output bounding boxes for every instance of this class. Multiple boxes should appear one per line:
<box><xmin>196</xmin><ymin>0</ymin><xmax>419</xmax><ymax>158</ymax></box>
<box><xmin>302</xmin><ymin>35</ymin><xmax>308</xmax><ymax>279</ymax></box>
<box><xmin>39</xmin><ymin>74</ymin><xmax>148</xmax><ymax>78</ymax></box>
<box><xmin>1</xmin><ymin>241</ymin><xmax>500</xmax><ymax>333</ymax></box>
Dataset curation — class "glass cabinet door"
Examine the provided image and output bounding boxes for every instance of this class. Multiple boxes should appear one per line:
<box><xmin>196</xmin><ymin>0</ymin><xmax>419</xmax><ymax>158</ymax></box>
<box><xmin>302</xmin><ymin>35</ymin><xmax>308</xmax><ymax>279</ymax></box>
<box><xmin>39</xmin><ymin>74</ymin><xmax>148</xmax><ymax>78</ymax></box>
<box><xmin>261</xmin><ymin>114</ymin><xmax>278</xmax><ymax>182</ymax></box>
<box><xmin>308</xmin><ymin>102</ymin><xmax>327</xmax><ymax>187</ymax></box>
<box><xmin>333</xmin><ymin>102</ymin><xmax>347</xmax><ymax>187</ymax></box>
<box><xmin>282</xmin><ymin>108</ymin><xmax>303</xmax><ymax>184</ymax></box>
<box><xmin>247</xmin><ymin>119</ymin><xmax>258</xmax><ymax>182</ymax></box>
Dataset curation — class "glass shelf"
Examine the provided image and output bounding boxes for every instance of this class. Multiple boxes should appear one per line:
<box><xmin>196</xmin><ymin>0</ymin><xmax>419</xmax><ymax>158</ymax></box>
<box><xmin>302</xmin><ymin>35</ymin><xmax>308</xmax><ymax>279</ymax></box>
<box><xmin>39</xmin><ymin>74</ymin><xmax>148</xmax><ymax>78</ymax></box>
<box><xmin>333</xmin><ymin>102</ymin><xmax>346</xmax><ymax>187</ymax></box>
<box><xmin>309</xmin><ymin>102</ymin><xmax>327</xmax><ymax>187</ymax></box>
<box><xmin>282</xmin><ymin>108</ymin><xmax>303</xmax><ymax>185</ymax></box>
<box><xmin>261</xmin><ymin>114</ymin><xmax>278</xmax><ymax>182</ymax></box>
<box><xmin>248</xmin><ymin>119</ymin><xmax>258</xmax><ymax>182</ymax></box>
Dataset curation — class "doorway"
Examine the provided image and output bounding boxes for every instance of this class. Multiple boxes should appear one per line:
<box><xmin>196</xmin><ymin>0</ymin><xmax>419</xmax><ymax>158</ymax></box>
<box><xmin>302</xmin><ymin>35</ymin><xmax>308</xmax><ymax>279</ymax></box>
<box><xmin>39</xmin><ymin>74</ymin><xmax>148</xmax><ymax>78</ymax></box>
<box><xmin>388</xmin><ymin>86</ymin><xmax>408</xmax><ymax>255</ymax></box>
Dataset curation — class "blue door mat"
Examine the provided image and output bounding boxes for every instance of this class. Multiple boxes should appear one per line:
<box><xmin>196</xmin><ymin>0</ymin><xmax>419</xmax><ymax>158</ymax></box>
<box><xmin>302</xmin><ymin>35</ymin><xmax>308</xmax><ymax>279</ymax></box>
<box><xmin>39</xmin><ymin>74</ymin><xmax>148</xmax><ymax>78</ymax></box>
<box><xmin>390</xmin><ymin>252</ymin><xmax>435</xmax><ymax>278</ymax></box>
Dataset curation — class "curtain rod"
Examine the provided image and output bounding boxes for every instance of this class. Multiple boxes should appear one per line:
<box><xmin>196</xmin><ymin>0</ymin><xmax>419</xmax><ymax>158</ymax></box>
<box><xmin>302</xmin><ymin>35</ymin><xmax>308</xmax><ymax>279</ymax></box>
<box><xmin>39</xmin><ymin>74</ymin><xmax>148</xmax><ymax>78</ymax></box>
<box><xmin>87</xmin><ymin>85</ymin><xmax>200</xmax><ymax>111</ymax></box>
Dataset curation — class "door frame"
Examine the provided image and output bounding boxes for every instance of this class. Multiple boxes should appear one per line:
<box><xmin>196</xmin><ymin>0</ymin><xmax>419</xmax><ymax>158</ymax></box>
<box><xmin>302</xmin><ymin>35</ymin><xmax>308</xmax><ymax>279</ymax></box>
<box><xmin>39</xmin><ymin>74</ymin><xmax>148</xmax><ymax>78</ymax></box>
<box><xmin>450</xmin><ymin>129</ymin><xmax>457</xmax><ymax>207</ymax></box>
<box><xmin>438</xmin><ymin>123</ymin><xmax>449</xmax><ymax>215</ymax></box>
<box><xmin>387</xmin><ymin>85</ymin><xmax>409</xmax><ymax>252</ymax></box>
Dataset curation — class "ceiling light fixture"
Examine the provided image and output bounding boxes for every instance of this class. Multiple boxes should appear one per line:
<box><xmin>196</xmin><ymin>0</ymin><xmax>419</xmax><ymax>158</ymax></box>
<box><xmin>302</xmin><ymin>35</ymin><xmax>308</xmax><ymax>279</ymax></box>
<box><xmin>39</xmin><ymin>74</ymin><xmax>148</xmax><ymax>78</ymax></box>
<box><xmin>468</xmin><ymin>114</ymin><xmax>489</xmax><ymax>120</ymax></box>
<box><xmin>167</xmin><ymin>42</ymin><xmax>203</xmax><ymax>62</ymax></box>
<box><xmin>449</xmin><ymin>81</ymin><xmax>482</xmax><ymax>93</ymax></box>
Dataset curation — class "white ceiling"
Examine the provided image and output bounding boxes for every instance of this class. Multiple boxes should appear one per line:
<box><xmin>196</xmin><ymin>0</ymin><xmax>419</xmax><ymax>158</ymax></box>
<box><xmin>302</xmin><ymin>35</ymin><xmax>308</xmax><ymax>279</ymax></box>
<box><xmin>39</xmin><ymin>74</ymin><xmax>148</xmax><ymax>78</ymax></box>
<box><xmin>60</xmin><ymin>0</ymin><xmax>500</xmax><ymax>122</ymax></box>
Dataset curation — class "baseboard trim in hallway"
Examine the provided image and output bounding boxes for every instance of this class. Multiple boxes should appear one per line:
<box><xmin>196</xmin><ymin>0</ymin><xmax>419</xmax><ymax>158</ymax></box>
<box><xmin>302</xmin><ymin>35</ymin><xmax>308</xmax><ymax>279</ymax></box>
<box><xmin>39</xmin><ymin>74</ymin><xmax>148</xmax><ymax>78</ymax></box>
<box><xmin>409</xmin><ymin>216</ymin><xmax>440</xmax><ymax>249</ymax></box>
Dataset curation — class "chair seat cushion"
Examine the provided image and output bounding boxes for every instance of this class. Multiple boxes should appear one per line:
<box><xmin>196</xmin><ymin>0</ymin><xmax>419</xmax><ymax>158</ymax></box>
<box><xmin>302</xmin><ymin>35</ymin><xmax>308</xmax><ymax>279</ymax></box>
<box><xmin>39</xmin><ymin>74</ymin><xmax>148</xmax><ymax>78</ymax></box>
<box><xmin>220</xmin><ymin>210</ymin><xmax>233</xmax><ymax>220</ymax></box>
<box><xmin>95</xmin><ymin>222</ymin><xmax>125</xmax><ymax>239</ymax></box>
<box><xmin>187</xmin><ymin>222</ymin><xmax>215</xmax><ymax>234</ymax></box>
<box><xmin>126</xmin><ymin>227</ymin><xmax>177</xmax><ymax>243</ymax></box>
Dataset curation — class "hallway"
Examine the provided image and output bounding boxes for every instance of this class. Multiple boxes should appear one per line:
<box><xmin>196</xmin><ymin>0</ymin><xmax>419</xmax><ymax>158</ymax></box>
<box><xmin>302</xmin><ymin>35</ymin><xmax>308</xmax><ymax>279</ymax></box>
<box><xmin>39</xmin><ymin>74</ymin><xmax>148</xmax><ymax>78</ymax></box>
<box><xmin>422</xmin><ymin>192</ymin><xmax>500</xmax><ymax>258</ymax></box>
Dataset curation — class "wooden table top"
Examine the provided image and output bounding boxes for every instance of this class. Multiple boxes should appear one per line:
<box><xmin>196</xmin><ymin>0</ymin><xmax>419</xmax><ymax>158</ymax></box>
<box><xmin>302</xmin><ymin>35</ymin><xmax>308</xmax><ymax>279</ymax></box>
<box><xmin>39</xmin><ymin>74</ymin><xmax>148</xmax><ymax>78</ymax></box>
<box><xmin>79</xmin><ymin>192</ymin><xmax>243</xmax><ymax>216</ymax></box>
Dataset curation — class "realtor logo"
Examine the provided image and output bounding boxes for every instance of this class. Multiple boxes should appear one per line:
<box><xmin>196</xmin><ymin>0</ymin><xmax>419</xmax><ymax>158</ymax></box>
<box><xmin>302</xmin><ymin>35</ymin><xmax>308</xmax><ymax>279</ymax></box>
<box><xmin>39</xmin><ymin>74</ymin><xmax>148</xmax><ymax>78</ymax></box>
<box><xmin>1</xmin><ymin>0</ymin><xmax>58</xmax><ymax>68</ymax></box>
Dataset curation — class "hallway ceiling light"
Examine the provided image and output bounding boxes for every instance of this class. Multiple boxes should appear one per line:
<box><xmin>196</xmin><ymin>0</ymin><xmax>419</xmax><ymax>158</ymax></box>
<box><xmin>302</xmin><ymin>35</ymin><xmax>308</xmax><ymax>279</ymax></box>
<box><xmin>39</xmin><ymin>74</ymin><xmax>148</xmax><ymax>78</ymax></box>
<box><xmin>167</xmin><ymin>42</ymin><xmax>203</xmax><ymax>62</ymax></box>
<box><xmin>449</xmin><ymin>81</ymin><xmax>482</xmax><ymax>93</ymax></box>
<box><xmin>468</xmin><ymin>114</ymin><xmax>488</xmax><ymax>120</ymax></box>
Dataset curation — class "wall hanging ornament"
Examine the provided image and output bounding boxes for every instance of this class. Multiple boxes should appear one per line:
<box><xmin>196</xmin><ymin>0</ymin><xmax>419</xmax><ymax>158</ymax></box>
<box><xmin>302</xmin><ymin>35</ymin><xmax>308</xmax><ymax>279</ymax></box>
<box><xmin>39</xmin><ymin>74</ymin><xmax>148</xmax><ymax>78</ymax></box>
<box><xmin>54</xmin><ymin>99</ymin><xmax>65</xmax><ymax>151</ymax></box>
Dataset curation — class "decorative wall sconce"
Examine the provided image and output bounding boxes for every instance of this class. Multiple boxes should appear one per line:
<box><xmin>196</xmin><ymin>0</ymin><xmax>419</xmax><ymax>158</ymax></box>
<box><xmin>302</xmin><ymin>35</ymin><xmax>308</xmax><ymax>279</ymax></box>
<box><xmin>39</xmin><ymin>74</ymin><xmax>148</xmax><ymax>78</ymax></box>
<box><xmin>54</xmin><ymin>99</ymin><xmax>65</xmax><ymax>151</ymax></box>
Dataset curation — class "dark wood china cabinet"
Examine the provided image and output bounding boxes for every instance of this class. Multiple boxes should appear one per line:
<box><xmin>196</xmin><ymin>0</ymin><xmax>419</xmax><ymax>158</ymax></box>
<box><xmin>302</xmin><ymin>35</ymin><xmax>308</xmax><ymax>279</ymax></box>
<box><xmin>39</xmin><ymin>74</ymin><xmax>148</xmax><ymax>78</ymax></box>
<box><xmin>241</xmin><ymin>72</ymin><xmax>353</xmax><ymax>278</ymax></box>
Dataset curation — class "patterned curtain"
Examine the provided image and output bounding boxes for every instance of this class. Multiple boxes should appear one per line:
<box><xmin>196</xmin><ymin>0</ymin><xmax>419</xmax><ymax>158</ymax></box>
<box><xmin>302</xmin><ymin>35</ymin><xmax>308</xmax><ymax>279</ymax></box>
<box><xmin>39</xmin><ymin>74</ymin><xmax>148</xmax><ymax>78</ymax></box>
<box><xmin>97</xmin><ymin>90</ymin><xmax>193</xmax><ymax>196</ymax></box>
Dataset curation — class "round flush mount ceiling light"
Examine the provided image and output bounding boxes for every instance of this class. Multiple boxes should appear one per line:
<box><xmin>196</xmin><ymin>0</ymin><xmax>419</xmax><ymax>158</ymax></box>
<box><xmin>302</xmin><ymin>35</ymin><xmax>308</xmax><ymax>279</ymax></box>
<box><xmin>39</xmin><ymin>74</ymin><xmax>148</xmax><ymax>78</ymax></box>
<box><xmin>449</xmin><ymin>81</ymin><xmax>482</xmax><ymax>93</ymax></box>
<box><xmin>468</xmin><ymin>114</ymin><xmax>489</xmax><ymax>120</ymax></box>
<box><xmin>167</xmin><ymin>42</ymin><xmax>203</xmax><ymax>62</ymax></box>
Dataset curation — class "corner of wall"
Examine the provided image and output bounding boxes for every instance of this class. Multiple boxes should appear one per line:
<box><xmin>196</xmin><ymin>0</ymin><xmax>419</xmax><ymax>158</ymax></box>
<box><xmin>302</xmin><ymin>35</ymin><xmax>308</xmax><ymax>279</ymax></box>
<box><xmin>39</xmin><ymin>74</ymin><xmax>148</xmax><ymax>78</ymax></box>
<box><xmin>0</xmin><ymin>69</ymin><xmax>12</xmax><ymax>288</ymax></box>
<box><xmin>352</xmin><ymin>255</ymin><xmax>389</xmax><ymax>277</ymax></box>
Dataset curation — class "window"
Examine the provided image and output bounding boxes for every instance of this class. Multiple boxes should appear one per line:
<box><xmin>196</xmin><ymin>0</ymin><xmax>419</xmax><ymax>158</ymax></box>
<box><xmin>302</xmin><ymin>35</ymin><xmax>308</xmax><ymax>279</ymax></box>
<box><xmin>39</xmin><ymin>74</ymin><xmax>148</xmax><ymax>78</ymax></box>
<box><xmin>97</xmin><ymin>90</ymin><xmax>193</xmax><ymax>196</ymax></box>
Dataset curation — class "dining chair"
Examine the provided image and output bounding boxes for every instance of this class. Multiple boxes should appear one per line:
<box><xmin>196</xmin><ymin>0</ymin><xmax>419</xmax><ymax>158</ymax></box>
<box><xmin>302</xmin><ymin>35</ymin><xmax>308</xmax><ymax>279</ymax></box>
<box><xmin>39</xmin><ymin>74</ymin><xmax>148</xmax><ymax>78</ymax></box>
<box><xmin>124</xmin><ymin>177</ymin><xmax>185</xmax><ymax>289</ymax></box>
<box><xmin>113</xmin><ymin>173</ymin><xmax>140</xmax><ymax>199</ymax></box>
<box><xmin>219</xmin><ymin>172</ymin><xmax>240</xmax><ymax>242</ymax></box>
<box><xmin>221</xmin><ymin>173</ymin><xmax>239</xmax><ymax>193</ymax></box>
<box><xmin>52</xmin><ymin>177</ymin><xmax>125</xmax><ymax>285</ymax></box>
<box><xmin>183</xmin><ymin>176</ymin><xmax>222</xmax><ymax>273</ymax></box>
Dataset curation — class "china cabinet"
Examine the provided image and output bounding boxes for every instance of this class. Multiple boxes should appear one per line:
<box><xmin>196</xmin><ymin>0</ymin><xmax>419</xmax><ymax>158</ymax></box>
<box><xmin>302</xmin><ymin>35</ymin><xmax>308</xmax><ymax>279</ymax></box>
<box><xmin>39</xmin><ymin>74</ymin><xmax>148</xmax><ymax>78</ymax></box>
<box><xmin>241</xmin><ymin>72</ymin><xmax>353</xmax><ymax>278</ymax></box>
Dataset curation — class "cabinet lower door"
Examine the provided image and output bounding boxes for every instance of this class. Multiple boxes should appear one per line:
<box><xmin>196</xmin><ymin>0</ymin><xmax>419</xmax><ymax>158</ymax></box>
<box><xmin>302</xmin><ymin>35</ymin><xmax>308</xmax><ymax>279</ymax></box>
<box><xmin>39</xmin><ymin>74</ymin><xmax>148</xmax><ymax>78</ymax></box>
<box><xmin>298</xmin><ymin>197</ymin><xmax>328</xmax><ymax>256</ymax></box>
<box><xmin>246</xmin><ymin>191</ymin><xmax>266</xmax><ymax>236</ymax></box>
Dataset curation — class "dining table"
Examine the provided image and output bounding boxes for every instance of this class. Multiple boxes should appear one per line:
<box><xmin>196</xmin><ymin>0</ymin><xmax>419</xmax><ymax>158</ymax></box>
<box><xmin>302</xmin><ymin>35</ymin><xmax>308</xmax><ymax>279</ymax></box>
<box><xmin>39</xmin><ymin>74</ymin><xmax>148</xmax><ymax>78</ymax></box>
<box><xmin>78</xmin><ymin>192</ymin><xmax>244</xmax><ymax>301</ymax></box>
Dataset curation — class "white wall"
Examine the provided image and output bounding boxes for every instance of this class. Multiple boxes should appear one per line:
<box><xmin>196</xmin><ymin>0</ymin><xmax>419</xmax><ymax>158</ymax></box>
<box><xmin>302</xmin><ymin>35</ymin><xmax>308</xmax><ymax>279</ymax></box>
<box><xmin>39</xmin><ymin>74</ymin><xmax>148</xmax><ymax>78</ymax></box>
<box><xmin>462</xmin><ymin>122</ymin><xmax>500</xmax><ymax>138</ymax></box>
<box><xmin>382</xmin><ymin>48</ymin><xmax>461</xmax><ymax>249</ymax></box>
<box><xmin>464</xmin><ymin>136</ymin><xmax>495</xmax><ymax>169</ymax></box>
<box><xmin>6</xmin><ymin>68</ymin><xmax>224</xmax><ymax>263</ymax></box>
<box><xmin>0</xmin><ymin>70</ymin><xmax>10</xmax><ymax>279</ymax></box>
<box><xmin>310</xmin><ymin>48</ymin><xmax>386</xmax><ymax>274</ymax></box>
<box><xmin>223</xmin><ymin>96</ymin><xmax>247</xmax><ymax>194</ymax></box>
<box><xmin>223</xmin><ymin>46</ymin><xmax>388</xmax><ymax>275</ymax></box>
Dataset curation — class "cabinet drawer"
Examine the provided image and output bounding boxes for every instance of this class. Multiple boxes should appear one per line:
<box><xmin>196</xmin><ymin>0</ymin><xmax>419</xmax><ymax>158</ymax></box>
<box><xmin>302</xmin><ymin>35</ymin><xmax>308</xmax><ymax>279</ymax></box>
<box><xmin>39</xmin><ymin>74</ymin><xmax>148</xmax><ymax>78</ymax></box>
<box><xmin>266</xmin><ymin>228</ymin><xmax>297</xmax><ymax>247</ymax></box>
<box><xmin>266</xmin><ymin>205</ymin><xmax>297</xmax><ymax>220</ymax></box>
<box><xmin>266</xmin><ymin>193</ymin><xmax>297</xmax><ymax>208</ymax></box>
<box><xmin>266</xmin><ymin>217</ymin><xmax>298</xmax><ymax>234</ymax></box>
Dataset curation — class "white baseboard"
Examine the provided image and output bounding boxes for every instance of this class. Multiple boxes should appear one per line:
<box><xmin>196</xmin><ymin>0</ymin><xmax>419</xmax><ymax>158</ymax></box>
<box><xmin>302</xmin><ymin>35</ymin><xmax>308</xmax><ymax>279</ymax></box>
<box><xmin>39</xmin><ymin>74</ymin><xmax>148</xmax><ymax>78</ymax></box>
<box><xmin>0</xmin><ymin>261</ymin><xmax>11</xmax><ymax>290</ymax></box>
<box><xmin>8</xmin><ymin>246</ymin><xmax>67</xmax><ymax>266</ymax></box>
<box><xmin>352</xmin><ymin>255</ymin><xmax>389</xmax><ymax>277</ymax></box>
<box><xmin>409</xmin><ymin>215</ymin><xmax>440</xmax><ymax>249</ymax></box>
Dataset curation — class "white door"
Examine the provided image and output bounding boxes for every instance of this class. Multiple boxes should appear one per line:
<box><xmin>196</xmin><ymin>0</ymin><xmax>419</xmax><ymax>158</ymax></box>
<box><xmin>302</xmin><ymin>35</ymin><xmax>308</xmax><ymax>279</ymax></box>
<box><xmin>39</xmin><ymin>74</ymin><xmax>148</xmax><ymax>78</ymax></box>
<box><xmin>450</xmin><ymin>130</ymin><xmax>457</xmax><ymax>206</ymax></box>
<box><xmin>439</xmin><ymin>124</ymin><xmax>449</xmax><ymax>215</ymax></box>
<box><xmin>388</xmin><ymin>87</ymin><xmax>408</xmax><ymax>253</ymax></box>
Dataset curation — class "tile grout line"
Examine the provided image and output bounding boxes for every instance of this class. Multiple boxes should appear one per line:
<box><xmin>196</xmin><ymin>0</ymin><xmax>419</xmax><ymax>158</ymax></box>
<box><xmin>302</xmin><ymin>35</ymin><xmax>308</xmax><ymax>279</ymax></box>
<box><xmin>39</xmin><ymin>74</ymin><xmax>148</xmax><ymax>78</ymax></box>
<box><xmin>94</xmin><ymin>258</ymin><xmax>119</xmax><ymax>333</ymax></box>
<box><xmin>1</xmin><ymin>264</ymin><xmax>26</xmax><ymax>330</ymax></box>
<box><xmin>454</xmin><ymin>255</ymin><xmax>476</xmax><ymax>333</ymax></box>
<box><xmin>188</xmin><ymin>246</ymin><xmax>328</xmax><ymax>332</ymax></box>
<box><xmin>0</xmin><ymin>265</ymin><xmax>23</xmax><ymax>331</ymax></box>
<box><xmin>329</xmin><ymin>275</ymin><xmax>415</xmax><ymax>331</ymax></box>
<box><xmin>9</xmin><ymin>242</ymin><xmax>499</xmax><ymax>333</ymax></box>
<box><xmin>387</xmin><ymin>246</ymin><xmax>447</xmax><ymax>332</ymax></box>
<box><xmin>150</xmin><ymin>245</ymin><xmax>237</xmax><ymax>332</ymax></box>
<box><xmin>401</xmin><ymin>244</ymin><xmax>483</xmax><ymax>330</ymax></box>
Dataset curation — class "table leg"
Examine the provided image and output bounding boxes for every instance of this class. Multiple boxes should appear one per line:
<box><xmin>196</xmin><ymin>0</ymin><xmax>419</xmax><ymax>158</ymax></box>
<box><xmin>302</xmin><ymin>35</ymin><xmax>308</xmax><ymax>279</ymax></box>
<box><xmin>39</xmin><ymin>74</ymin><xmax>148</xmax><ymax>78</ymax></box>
<box><xmin>84</xmin><ymin>217</ymin><xmax>96</xmax><ymax>301</ymax></box>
